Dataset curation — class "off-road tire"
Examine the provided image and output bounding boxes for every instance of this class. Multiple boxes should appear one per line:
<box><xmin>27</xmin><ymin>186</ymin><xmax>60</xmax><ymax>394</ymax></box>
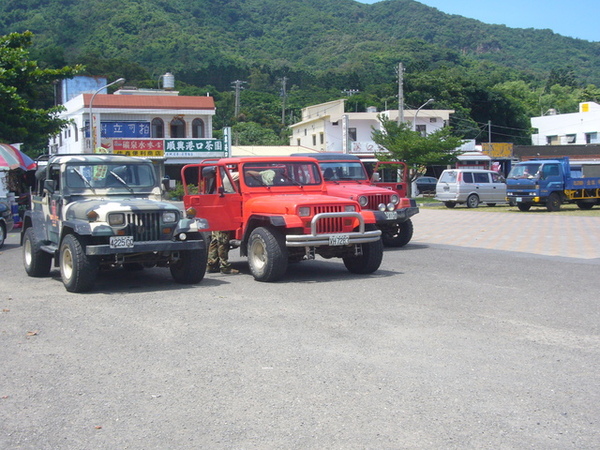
<box><xmin>466</xmin><ymin>194</ymin><xmax>480</xmax><ymax>208</ymax></box>
<box><xmin>23</xmin><ymin>227</ymin><xmax>52</xmax><ymax>277</ymax></box>
<box><xmin>170</xmin><ymin>248</ymin><xmax>207</xmax><ymax>284</ymax></box>
<box><xmin>381</xmin><ymin>219</ymin><xmax>414</xmax><ymax>248</ymax></box>
<box><xmin>60</xmin><ymin>234</ymin><xmax>99</xmax><ymax>293</ymax></box>
<box><xmin>248</xmin><ymin>227</ymin><xmax>288</xmax><ymax>282</ymax></box>
<box><xmin>343</xmin><ymin>238</ymin><xmax>384</xmax><ymax>274</ymax></box>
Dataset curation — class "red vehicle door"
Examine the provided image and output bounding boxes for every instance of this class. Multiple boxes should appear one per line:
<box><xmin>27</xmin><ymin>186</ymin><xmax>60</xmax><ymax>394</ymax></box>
<box><xmin>181</xmin><ymin>163</ymin><xmax>243</xmax><ymax>233</ymax></box>
<box><xmin>371</xmin><ymin>161</ymin><xmax>408</xmax><ymax>198</ymax></box>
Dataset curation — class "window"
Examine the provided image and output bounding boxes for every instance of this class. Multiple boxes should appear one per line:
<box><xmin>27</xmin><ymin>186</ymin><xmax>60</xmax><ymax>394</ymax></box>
<box><xmin>312</xmin><ymin>134</ymin><xmax>317</xmax><ymax>146</ymax></box>
<box><xmin>429</xmin><ymin>118</ymin><xmax>437</xmax><ymax>123</ymax></box>
<box><xmin>192</xmin><ymin>118</ymin><xmax>205</xmax><ymax>138</ymax></box>
<box><xmin>586</xmin><ymin>132</ymin><xmax>598</xmax><ymax>144</ymax></box>
<box><xmin>151</xmin><ymin>118</ymin><xmax>164</xmax><ymax>138</ymax></box>
<box><xmin>348</xmin><ymin>128</ymin><xmax>357</xmax><ymax>142</ymax></box>
<box><xmin>546</xmin><ymin>135</ymin><xmax>559</xmax><ymax>145</ymax></box>
<box><xmin>463</xmin><ymin>172</ymin><xmax>473</xmax><ymax>183</ymax></box>
<box><xmin>473</xmin><ymin>172</ymin><xmax>489</xmax><ymax>183</ymax></box>
<box><xmin>320</xmin><ymin>132</ymin><xmax>324</xmax><ymax>144</ymax></box>
<box><xmin>566</xmin><ymin>134</ymin><xmax>576</xmax><ymax>144</ymax></box>
<box><xmin>170</xmin><ymin>117</ymin><xmax>186</xmax><ymax>138</ymax></box>
<box><xmin>416</xmin><ymin>124</ymin><xmax>426</xmax><ymax>136</ymax></box>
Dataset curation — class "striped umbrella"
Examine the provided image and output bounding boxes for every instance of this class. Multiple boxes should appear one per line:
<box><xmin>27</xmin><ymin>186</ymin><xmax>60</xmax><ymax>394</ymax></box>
<box><xmin>0</xmin><ymin>143</ymin><xmax>36</xmax><ymax>170</ymax></box>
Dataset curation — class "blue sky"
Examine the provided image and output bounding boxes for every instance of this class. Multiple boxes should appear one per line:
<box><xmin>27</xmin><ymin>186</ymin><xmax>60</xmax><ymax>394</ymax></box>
<box><xmin>356</xmin><ymin>0</ymin><xmax>599</xmax><ymax>42</ymax></box>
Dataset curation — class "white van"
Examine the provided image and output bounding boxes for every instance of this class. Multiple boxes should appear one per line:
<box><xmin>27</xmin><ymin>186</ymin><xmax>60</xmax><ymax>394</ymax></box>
<box><xmin>435</xmin><ymin>169</ymin><xmax>507</xmax><ymax>208</ymax></box>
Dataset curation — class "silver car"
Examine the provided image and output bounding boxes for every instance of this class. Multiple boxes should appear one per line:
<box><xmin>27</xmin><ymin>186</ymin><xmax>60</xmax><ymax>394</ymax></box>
<box><xmin>435</xmin><ymin>169</ymin><xmax>507</xmax><ymax>208</ymax></box>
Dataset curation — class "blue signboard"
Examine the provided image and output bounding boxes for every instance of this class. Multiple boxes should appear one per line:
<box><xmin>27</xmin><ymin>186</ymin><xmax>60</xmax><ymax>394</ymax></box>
<box><xmin>86</xmin><ymin>121</ymin><xmax>150</xmax><ymax>138</ymax></box>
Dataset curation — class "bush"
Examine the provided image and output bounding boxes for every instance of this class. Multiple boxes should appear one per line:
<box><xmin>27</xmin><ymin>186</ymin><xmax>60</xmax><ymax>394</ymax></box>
<box><xmin>165</xmin><ymin>182</ymin><xmax>197</xmax><ymax>201</ymax></box>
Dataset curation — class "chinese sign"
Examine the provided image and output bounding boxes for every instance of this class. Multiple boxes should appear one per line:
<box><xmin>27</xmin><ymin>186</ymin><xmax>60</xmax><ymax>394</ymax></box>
<box><xmin>112</xmin><ymin>139</ymin><xmax>164</xmax><ymax>157</ymax></box>
<box><xmin>165</xmin><ymin>139</ymin><xmax>225</xmax><ymax>157</ymax></box>
<box><xmin>86</xmin><ymin>121</ymin><xmax>150</xmax><ymax>138</ymax></box>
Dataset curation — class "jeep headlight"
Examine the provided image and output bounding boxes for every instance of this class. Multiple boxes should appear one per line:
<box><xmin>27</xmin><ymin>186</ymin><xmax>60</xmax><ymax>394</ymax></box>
<box><xmin>344</xmin><ymin>205</ymin><xmax>356</xmax><ymax>212</ymax></box>
<box><xmin>387</xmin><ymin>203</ymin><xmax>396</xmax><ymax>212</ymax></box>
<box><xmin>162</xmin><ymin>211</ymin><xmax>178</xmax><ymax>223</ymax></box>
<box><xmin>108</xmin><ymin>213</ymin><xmax>125</xmax><ymax>226</ymax></box>
<box><xmin>378</xmin><ymin>203</ymin><xmax>387</xmax><ymax>212</ymax></box>
<box><xmin>390</xmin><ymin>194</ymin><xmax>400</xmax><ymax>205</ymax></box>
<box><xmin>357</xmin><ymin>195</ymin><xmax>369</xmax><ymax>207</ymax></box>
<box><xmin>298</xmin><ymin>207</ymin><xmax>311</xmax><ymax>217</ymax></box>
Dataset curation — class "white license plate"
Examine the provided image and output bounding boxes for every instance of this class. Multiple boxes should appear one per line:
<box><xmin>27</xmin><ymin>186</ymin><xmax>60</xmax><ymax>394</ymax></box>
<box><xmin>329</xmin><ymin>235</ymin><xmax>349</xmax><ymax>246</ymax></box>
<box><xmin>516</xmin><ymin>197</ymin><xmax>522</xmax><ymax>202</ymax></box>
<box><xmin>110</xmin><ymin>236</ymin><xmax>134</xmax><ymax>248</ymax></box>
<box><xmin>385</xmin><ymin>211</ymin><xmax>397</xmax><ymax>220</ymax></box>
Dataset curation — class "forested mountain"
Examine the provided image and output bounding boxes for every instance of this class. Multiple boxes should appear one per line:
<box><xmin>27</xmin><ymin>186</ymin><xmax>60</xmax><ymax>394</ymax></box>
<box><xmin>1</xmin><ymin>0</ymin><xmax>599</xmax><ymax>145</ymax></box>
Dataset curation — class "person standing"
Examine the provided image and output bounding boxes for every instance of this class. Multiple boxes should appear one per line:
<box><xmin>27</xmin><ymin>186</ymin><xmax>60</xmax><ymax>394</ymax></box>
<box><xmin>207</xmin><ymin>230</ymin><xmax>239</xmax><ymax>274</ymax></box>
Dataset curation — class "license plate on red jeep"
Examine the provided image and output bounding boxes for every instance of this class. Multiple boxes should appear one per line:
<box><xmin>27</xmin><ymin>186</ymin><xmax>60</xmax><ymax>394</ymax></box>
<box><xmin>110</xmin><ymin>236</ymin><xmax>134</xmax><ymax>248</ymax></box>
<box><xmin>329</xmin><ymin>235</ymin><xmax>349</xmax><ymax>246</ymax></box>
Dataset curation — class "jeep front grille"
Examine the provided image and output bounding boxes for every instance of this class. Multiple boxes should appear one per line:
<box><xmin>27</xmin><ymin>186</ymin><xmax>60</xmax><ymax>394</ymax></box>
<box><xmin>365</xmin><ymin>193</ymin><xmax>392</xmax><ymax>210</ymax></box>
<box><xmin>313</xmin><ymin>205</ymin><xmax>344</xmax><ymax>234</ymax></box>
<box><xmin>125</xmin><ymin>212</ymin><xmax>162</xmax><ymax>241</ymax></box>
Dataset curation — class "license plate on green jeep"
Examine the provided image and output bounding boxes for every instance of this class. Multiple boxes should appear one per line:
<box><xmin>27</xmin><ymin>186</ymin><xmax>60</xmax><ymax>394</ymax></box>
<box><xmin>329</xmin><ymin>235</ymin><xmax>349</xmax><ymax>246</ymax></box>
<box><xmin>110</xmin><ymin>236</ymin><xmax>134</xmax><ymax>248</ymax></box>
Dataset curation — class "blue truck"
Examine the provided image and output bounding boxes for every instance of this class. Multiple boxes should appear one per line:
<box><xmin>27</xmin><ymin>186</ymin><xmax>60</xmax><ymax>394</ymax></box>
<box><xmin>506</xmin><ymin>157</ymin><xmax>600</xmax><ymax>211</ymax></box>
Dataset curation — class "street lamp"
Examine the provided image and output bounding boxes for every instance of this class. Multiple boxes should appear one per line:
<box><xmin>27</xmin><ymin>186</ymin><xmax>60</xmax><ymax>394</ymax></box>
<box><xmin>413</xmin><ymin>98</ymin><xmax>434</xmax><ymax>132</ymax></box>
<box><xmin>88</xmin><ymin>77</ymin><xmax>125</xmax><ymax>151</ymax></box>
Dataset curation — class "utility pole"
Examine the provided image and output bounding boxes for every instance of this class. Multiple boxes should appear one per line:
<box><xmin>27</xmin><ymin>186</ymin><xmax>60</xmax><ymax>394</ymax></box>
<box><xmin>488</xmin><ymin>120</ymin><xmax>492</xmax><ymax>142</ymax></box>
<box><xmin>231</xmin><ymin>80</ymin><xmax>246</xmax><ymax>118</ymax></box>
<box><xmin>397</xmin><ymin>62</ymin><xmax>404</xmax><ymax>125</ymax></box>
<box><xmin>281</xmin><ymin>76</ymin><xmax>288</xmax><ymax>124</ymax></box>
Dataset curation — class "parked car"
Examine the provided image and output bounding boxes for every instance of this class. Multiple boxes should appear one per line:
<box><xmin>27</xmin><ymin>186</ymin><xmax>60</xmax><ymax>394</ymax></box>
<box><xmin>415</xmin><ymin>176</ymin><xmax>438</xmax><ymax>194</ymax></box>
<box><xmin>0</xmin><ymin>200</ymin><xmax>15</xmax><ymax>248</ymax></box>
<box><xmin>435</xmin><ymin>169</ymin><xmax>507</xmax><ymax>208</ymax></box>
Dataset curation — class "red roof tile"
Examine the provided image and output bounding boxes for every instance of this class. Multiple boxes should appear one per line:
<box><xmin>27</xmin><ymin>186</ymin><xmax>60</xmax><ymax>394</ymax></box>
<box><xmin>83</xmin><ymin>94</ymin><xmax>215</xmax><ymax>110</ymax></box>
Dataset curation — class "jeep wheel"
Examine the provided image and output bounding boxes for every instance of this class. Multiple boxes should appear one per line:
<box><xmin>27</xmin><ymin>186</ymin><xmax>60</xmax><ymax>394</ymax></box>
<box><xmin>170</xmin><ymin>248</ymin><xmax>207</xmax><ymax>284</ymax></box>
<box><xmin>23</xmin><ymin>227</ymin><xmax>52</xmax><ymax>277</ymax></box>
<box><xmin>381</xmin><ymin>219</ymin><xmax>414</xmax><ymax>248</ymax></box>
<box><xmin>60</xmin><ymin>234</ymin><xmax>98</xmax><ymax>293</ymax></box>
<box><xmin>343</xmin><ymin>238</ymin><xmax>384</xmax><ymax>274</ymax></box>
<box><xmin>0</xmin><ymin>223</ymin><xmax>5</xmax><ymax>248</ymax></box>
<box><xmin>248</xmin><ymin>227</ymin><xmax>288</xmax><ymax>282</ymax></box>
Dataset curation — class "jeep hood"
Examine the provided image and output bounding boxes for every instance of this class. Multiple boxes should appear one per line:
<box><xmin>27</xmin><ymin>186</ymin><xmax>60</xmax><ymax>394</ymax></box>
<box><xmin>64</xmin><ymin>197</ymin><xmax>178</xmax><ymax>219</ymax></box>
<box><xmin>245</xmin><ymin>194</ymin><xmax>357</xmax><ymax>214</ymax></box>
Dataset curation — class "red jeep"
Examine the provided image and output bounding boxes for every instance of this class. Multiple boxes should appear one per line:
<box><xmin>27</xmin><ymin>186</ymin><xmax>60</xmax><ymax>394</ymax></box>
<box><xmin>294</xmin><ymin>153</ymin><xmax>419</xmax><ymax>247</ymax></box>
<box><xmin>181</xmin><ymin>156</ymin><xmax>384</xmax><ymax>282</ymax></box>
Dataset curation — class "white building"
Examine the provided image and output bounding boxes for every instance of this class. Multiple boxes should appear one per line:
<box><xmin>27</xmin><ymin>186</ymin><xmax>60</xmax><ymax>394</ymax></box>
<box><xmin>289</xmin><ymin>99</ymin><xmax>454</xmax><ymax>157</ymax></box>
<box><xmin>531</xmin><ymin>102</ymin><xmax>600</xmax><ymax>145</ymax></box>
<box><xmin>49</xmin><ymin>88</ymin><xmax>223</xmax><ymax>171</ymax></box>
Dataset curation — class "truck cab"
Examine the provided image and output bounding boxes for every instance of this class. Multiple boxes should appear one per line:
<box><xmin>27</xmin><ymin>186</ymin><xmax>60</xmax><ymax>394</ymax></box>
<box><xmin>181</xmin><ymin>156</ymin><xmax>383</xmax><ymax>282</ymax></box>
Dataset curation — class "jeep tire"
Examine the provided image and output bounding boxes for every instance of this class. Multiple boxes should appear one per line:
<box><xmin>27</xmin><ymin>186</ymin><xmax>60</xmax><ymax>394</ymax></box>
<box><xmin>381</xmin><ymin>218</ymin><xmax>414</xmax><ymax>248</ymax></box>
<box><xmin>60</xmin><ymin>234</ymin><xmax>99</xmax><ymax>293</ymax></box>
<box><xmin>23</xmin><ymin>227</ymin><xmax>52</xmax><ymax>277</ymax></box>
<box><xmin>248</xmin><ymin>227</ymin><xmax>288</xmax><ymax>282</ymax></box>
<box><xmin>170</xmin><ymin>248</ymin><xmax>207</xmax><ymax>284</ymax></box>
<box><xmin>343</xmin><ymin>238</ymin><xmax>384</xmax><ymax>274</ymax></box>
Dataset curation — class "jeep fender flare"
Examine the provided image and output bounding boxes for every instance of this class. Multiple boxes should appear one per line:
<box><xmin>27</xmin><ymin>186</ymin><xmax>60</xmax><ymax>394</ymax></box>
<box><xmin>240</xmin><ymin>214</ymin><xmax>287</xmax><ymax>256</ymax></box>
<box><xmin>60</xmin><ymin>219</ymin><xmax>92</xmax><ymax>238</ymax></box>
<box><xmin>20</xmin><ymin>211</ymin><xmax>46</xmax><ymax>245</ymax></box>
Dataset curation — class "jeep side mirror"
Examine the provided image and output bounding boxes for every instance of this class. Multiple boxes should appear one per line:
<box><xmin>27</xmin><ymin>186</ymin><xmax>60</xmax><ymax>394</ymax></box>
<box><xmin>372</xmin><ymin>173</ymin><xmax>380</xmax><ymax>182</ymax></box>
<box><xmin>44</xmin><ymin>179</ymin><xmax>56</xmax><ymax>194</ymax></box>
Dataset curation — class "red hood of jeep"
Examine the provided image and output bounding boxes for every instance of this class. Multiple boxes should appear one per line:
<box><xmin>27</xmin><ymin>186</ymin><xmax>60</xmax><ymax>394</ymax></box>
<box><xmin>324</xmin><ymin>182</ymin><xmax>392</xmax><ymax>197</ymax></box>
<box><xmin>245</xmin><ymin>193</ymin><xmax>357</xmax><ymax>214</ymax></box>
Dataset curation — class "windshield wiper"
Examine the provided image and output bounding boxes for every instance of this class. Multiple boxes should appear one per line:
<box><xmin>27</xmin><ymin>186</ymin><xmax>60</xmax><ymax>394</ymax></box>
<box><xmin>108</xmin><ymin>171</ymin><xmax>134</xmax><ymax>194</ymax></box>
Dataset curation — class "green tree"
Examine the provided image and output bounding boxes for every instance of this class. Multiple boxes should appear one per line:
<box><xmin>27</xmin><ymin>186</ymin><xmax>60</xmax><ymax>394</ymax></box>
<box><xmin>0</xmin><ymin>31</ymin><xmax>83</xmax><ymax>154</ymax></box>
<box><xmin>371</xmin><ymin>116</ymin><xmax>464</xmax><ymax>194</ymax></box>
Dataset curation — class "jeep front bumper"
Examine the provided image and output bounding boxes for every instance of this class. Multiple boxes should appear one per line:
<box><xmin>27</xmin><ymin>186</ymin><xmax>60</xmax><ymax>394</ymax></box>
<box><xmin>373</xmin><ymin>206</ymin><xmax>419</xmax><ymax>224</ymax></box>
<box><xmin>286</xmin><ymin>212</ymin><xmax>382</xmax><ymax>247</ymax></box>
<box><xmin>85</xmin><ymin>239</ymin><xmax>205</xmax><ymax>256</ymax></box>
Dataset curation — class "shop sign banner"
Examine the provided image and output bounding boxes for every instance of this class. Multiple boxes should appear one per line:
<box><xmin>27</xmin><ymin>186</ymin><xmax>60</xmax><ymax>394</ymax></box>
<box><xmin>165</xmin><ymin>139</ymin><xmax>225</xmax><ymax>157</ymax></box>
<box><xmin>86</xmin><ymin>121</ymin><xmax>150</xmax><ymax>138</ymax></box>
<box><xmin>112</xmin><ymin>139</ymin><xmax>165</xmax><ymax>157</ymax></box>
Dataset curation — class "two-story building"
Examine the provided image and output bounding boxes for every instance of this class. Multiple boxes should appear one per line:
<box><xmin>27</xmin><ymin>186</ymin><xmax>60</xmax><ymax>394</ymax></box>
<box><xmin>289</xmin><ymin>99</ymin><xmax>454</xmax><ymax>158</ymax></box>
<box><xmin>50</xmin><ymin>78</ymin><xmax>225</xmax><ymax>180</ymax></box>
<box><xmin>531</xmin><ymin>102</ymin><xmax>600</xmax><ymax>146</ymax></box>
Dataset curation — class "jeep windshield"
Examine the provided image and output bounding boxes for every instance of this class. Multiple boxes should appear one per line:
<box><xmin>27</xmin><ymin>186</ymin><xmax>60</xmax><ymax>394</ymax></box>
<box><xmin>64</xmin><ymin>162</ymin><xmax>156</xmax><ymax>192</ymax></box>
<box><xmin>319</xmin><ymin>161</ymin><xmax>368</xmax><ymax>181</ymax></box>
<box><xmin>242</xmin><ymin>161</ymin><xmax>322</xmax><ymax>187</ymax></box>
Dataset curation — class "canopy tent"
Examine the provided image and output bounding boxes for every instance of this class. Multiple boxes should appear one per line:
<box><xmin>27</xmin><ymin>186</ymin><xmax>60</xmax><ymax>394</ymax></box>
<box><xmin>0</xmin><ymin>143</ymin><xmax>36</xmax><ymax>171</ymax></box>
